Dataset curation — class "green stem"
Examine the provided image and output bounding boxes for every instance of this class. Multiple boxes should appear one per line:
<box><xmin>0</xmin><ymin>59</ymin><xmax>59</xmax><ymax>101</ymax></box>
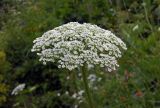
<box><xmin>23</xmin><ymin>99</ymin><xmax>27</xmax><ymax>108</ymax></box>
<box><xmin>143</xmin><ymin>3</ymin><xmax>153</xmax><ymax>32</ymax></box>
<box><xmin>72</xmin><ymin>70</ymin><xmax>78</xmax><ymax>92</ymax></box>
<box><xmin>81</xmin><ymin>65</ymin><xmax>94</xmax><ymax>108</ymax></box>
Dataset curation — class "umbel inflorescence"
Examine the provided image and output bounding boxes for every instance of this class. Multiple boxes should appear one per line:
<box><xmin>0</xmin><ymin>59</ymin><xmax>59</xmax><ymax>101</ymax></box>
<box><xmin>31</xmin><ymin>22</ymin><xmax>127</xmax><ymax>71</ymax></box>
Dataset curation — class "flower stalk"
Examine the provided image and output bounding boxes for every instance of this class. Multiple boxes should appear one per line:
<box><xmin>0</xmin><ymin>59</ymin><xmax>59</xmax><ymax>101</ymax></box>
<box><xmin>81</xmin><ymin>64</ymin><xmax>94</xmax><ymax>108</ymax></box>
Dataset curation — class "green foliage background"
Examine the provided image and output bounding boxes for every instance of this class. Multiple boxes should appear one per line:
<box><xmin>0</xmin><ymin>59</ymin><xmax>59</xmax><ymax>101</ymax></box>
<box><xmin>0</xmin><ymin>0</ymin><xmax>160</xmax><ymax>108</ymax></box>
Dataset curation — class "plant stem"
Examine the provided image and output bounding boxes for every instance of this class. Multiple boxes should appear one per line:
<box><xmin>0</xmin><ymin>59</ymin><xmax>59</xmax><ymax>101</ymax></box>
<box><xmin>143</xmin><ymin>3</ymin><xmax>153</xmax><ymax>32</ymax></box>
<box><xmin>72</xmin><ymin>70</ymin><xmax>78</xmax><ymax>92</ymax></box>
<box><xmin>81</xmin><ymin>64</ymin><xmax>94</xmax><ymax>108</ymax></box>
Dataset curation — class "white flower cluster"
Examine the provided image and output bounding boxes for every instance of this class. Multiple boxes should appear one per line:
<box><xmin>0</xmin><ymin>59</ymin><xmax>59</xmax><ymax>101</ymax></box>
<box><xmin>72</xmin><ymin>90</ymin><xmax>84</xmax><ymax>103</ymax></box>
<box><xmin>11</xmin><ymin>83</ymin><xmax>26</xmax><ymax>95</ymax></box>
<box><xmin>57</xmin><ymin>90</ymin><xmax>84</xmax><ymax>107</ymax></box>
<box><xmin>88</xmin><ymin>74</ymin><xmax>102</xmax><ymax>90</ymax></box>
<box><xmin>31</xmin><ymin>22</ymin><xmax>127</xmax><ymax>71</ymax></box>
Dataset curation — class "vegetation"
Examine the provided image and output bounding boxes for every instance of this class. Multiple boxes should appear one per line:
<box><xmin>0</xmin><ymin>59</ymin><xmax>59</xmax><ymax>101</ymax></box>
<box><xmin>0</xmin><ymin>0</ymin><xmax>160</xmax><ymax>108</ymax></box>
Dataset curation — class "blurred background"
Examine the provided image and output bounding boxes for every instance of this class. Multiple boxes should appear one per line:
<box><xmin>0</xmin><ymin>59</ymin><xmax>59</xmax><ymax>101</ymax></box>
<box><xmin>0</xmin><ymin>0</ymin><xmax>160</xmax><ymax>108</ymax></box>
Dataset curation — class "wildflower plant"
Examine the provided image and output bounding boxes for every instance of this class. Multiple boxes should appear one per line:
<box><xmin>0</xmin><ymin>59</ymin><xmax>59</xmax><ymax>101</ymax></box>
<box><xmin>31</xmin><ymin>22</ymin><xmax>127</xmax><ymax>108</ymax></box>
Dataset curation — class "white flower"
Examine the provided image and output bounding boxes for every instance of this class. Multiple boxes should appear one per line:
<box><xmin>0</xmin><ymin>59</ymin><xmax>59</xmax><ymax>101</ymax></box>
<box><xmin>78</xmin><ymin>90</ymin><xmax>84</xmax><ymax>96</ymax></box>
<box><xmin>87</xmin><ymin>74</ymin><xmax>102</xmax><ymax>89</ymax></box>
<box><xmin>72</xmin><ymin>93</ymin><xmax>77</xmax><ymax>98</ymax></box>
<box><xmin>31</xmin><ymin>22</ymin><xmax>127</xmax><ymax>71</ymax></box>
<box><xmin>98</xmin><ymin>77</ymin><xmax>102</xmax><ymax>82</ymax></box>
<box><xmin>57</xmin><ymin>93</ymin><xmax>61</xmax><ymax>96</ymax></box>
<box><xmin>88</xmin><ymin>64</ymin><xmax>94</xmax><ymax>69</ymax></box>
<box><xmin>78</xmin><ymin>73</ymin><xmax>82</xmax><ymax>77</ymax></box>
<box><xmin>65</xmin><ymin>91</ymin><xmax>69</xmax><ymax>95</ymax></box>
<box><xmin>72</xmin><ymin>90</ymin><xmax>84</xmax><ymax>101</ymax></box>
<box><xmin>88</xmin><ymin>74</ymin><xmax>97</xmax><ymax>82</ymax></box>
<box><xmin>74</xmin><ymin>105</ymin><xmax>78</xmax><ymax>108</ymax></box>
<box><xmin>11</xmin><ymin>83</ymin><xmax>25</xmax><ymax>95</ymax></box>
<box><xmin>66</xmin><ymin>76</ymin><xmax>70</xmax><ymax>80</ymax></box>
<box><xmin>132</xmin><ymin>25</ymin><xmax>139</xmax><ymax>31</ymax></box>
<box><xmin>142</xmin><ymin>2</ymin><xmax>146</xmax><ymax>6</ymax></box>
